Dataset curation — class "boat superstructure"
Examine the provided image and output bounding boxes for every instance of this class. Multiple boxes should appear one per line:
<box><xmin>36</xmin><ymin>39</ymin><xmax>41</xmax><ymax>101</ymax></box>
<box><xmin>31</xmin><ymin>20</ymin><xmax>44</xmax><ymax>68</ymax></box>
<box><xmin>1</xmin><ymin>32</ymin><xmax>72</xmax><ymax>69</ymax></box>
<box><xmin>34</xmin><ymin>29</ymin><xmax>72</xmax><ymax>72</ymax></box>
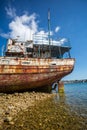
<box><xmin>0</xmin><ymin>35</ymin><xmax>75</xmax><ymax>92</ymax></box>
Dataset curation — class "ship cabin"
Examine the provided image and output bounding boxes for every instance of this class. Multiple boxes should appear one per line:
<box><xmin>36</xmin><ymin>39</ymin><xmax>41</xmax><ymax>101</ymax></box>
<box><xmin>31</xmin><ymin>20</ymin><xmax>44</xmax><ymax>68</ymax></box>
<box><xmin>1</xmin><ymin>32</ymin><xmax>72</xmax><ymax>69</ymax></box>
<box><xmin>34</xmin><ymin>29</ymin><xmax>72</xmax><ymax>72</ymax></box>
<box><xmin>5</xmin><ymin>35</ymin><xmax>71</xmax><ymax>59</ymax></box>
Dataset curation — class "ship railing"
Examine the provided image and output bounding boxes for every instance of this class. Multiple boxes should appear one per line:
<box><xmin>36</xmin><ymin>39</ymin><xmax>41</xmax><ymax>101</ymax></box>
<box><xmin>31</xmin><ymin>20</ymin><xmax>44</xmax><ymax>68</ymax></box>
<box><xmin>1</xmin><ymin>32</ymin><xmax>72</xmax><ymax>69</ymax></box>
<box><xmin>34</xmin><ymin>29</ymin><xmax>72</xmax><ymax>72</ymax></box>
<box><xmin>32</xmin><ymin>34</ymin><xmax>71</xmax><ymax>59</ymax></box>
<box><xmin>33</xmin><ymin>34</ymin><xmax>71</xmax><ymax>48</ymax></box>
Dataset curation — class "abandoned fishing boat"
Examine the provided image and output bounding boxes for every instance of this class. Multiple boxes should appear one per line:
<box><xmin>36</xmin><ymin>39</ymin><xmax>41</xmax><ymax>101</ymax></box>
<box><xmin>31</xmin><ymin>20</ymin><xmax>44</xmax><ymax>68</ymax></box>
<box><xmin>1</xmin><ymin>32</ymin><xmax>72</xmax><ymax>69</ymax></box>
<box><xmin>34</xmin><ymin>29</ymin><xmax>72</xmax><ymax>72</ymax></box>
<box><xmin>0</xmin><ymin>35</ymin><xmax>75</xmax><ymax>92</ymax></box>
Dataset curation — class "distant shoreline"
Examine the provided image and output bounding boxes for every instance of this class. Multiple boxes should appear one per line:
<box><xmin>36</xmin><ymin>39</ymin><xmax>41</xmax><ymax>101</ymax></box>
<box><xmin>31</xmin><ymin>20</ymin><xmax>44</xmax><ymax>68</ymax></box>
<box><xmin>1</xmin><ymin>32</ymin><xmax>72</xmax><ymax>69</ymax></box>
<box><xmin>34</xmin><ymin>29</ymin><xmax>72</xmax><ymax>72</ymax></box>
<box><xmin>63</xmin><ymin>79</ymin><xmax>87</xmax><ymax>84</ymax></box>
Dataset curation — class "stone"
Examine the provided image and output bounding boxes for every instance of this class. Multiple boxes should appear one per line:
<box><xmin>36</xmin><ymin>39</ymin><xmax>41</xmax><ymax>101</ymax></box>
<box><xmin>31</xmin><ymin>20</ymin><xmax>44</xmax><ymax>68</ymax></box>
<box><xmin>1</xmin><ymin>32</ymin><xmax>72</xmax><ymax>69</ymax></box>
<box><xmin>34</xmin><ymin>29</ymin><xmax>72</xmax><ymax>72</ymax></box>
<box><xmin>4</xmin><ymin>116</ymin><xmax>12</xmax><ymax>122</ymax></box>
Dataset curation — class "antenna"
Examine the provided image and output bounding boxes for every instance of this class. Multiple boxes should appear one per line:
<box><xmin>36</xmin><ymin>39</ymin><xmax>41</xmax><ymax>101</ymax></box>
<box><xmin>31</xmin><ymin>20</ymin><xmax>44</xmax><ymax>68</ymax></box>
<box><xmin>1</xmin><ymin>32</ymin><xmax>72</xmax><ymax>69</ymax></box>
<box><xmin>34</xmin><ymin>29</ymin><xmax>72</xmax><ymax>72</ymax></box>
<box><xmin>48</xmin><ymin>9</ymin><xmax>51</xmax><ymax>57</ymax></box>
<box><xmin>48</xmin><ymin>9</ymin><xmax>51</xmax><ymax>45</ymax></box>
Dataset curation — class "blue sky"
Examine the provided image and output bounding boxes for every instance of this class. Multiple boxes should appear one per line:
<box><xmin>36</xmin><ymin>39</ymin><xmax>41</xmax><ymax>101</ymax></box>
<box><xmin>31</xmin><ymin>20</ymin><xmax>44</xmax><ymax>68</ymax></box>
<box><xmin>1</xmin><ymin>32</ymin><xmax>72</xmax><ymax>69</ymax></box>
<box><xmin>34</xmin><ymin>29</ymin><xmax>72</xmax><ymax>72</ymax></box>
<box><xmin>0</xmin><ymin>0</ymin><xmax>87</xmax><ymax>80</ymax></box>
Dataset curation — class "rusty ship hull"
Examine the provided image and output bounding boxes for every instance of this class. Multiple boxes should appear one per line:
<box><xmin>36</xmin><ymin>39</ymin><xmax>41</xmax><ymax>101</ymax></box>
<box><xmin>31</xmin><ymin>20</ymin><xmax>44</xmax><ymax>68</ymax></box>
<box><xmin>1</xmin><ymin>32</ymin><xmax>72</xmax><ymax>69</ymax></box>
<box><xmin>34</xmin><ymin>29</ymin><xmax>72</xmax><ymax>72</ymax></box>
<box><xmin>0</xmin><ymin>57</ymin><xmax>75</xmax><ymax>92</ymax></box>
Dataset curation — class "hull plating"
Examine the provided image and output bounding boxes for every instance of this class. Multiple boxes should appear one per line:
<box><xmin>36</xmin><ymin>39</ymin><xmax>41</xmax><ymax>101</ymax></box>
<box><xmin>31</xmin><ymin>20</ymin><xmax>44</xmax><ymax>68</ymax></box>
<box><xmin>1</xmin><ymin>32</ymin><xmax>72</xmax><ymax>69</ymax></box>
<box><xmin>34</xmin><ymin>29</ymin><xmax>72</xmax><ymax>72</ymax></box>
<box><xmin>0</xmin><ymin>58</ymin><xmax>75</xmax><ymax>92</ymax></box>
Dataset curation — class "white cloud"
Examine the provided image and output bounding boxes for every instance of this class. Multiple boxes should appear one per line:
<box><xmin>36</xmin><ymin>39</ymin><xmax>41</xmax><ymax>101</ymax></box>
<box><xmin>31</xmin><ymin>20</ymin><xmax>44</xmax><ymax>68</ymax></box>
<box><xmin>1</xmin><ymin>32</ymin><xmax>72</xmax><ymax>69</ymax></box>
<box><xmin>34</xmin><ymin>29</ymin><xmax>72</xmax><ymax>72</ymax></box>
<box><xmin>55</xmin><ymin>26</ymin><xmax>60</xmax><ymax>33</ymax></box>
<box><xmin>1</xmin><ymin>6</ymin><xmax>67</xmax><ymax>46</ymax></box>
<box><xmin>36</xmin><ymin>30</ymin><xmax>48</xmax><ymax>36</ymax></box>
<box><xmin>59</xmin><ymin>38</ymin><xmax>68</xmax><ymax>43</ymax></box>
<box><xmin>0</xmin><ymin>33</ymin><xmax>10</xmax><ymax>38</ymax></box>
<box><xmin>8</xmin><ymin>13</ymin><xmax>38</xmax><ymax>41</ymax></box>
<box><xmin>50</xmin><ymin>38</ymin><xmax>68</xmax><ymax>46</ymax></box>
<box><xmin>5</xmin><ymin>6</ymin><xmax>16</xmax><ymax>18</ymax></box>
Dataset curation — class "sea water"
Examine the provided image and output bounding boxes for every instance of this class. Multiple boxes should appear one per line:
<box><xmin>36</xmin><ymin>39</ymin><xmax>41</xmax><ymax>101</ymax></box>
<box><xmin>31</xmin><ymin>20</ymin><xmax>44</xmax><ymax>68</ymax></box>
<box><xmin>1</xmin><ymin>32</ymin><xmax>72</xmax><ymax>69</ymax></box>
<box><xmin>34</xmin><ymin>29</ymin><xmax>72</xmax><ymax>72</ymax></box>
<box><xmin>64</xmin><ymin>82</ymin><xmax>87</xmax><ymax>117</ymax></box>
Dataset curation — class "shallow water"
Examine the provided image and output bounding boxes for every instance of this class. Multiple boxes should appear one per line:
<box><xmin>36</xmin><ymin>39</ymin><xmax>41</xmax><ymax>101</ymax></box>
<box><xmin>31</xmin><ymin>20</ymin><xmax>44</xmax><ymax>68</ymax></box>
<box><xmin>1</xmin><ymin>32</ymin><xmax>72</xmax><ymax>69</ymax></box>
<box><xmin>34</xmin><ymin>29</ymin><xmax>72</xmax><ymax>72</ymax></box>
<box><xmin>2</xmin><ymin>82</ymin><xmax>87</xmax><ymax>130</ymax></box>
<box><xmin>64</xmin><ymin>82</ymin><xmax>87</xmax><ymax>117</ymax></box>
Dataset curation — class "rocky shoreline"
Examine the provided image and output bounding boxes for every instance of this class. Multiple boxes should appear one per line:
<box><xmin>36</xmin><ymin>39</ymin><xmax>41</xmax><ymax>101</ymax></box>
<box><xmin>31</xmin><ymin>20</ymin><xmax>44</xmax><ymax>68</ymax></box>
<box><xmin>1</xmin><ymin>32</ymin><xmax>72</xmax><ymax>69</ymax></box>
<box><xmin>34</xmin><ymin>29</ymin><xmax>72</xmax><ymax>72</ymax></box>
<box><xmin>0</xmin><ymin>92</ymin><xmax>54</xmax><ymax>129</ymax></box>
<box><xmin>63</xmin><ymin>79</ymin><xmax>87</xmax><ymax>84</ymax></box>
<box><xmin>0</xmin><ymin>92</ymin><xmax>87</xmax><ymax>130</ymax></box>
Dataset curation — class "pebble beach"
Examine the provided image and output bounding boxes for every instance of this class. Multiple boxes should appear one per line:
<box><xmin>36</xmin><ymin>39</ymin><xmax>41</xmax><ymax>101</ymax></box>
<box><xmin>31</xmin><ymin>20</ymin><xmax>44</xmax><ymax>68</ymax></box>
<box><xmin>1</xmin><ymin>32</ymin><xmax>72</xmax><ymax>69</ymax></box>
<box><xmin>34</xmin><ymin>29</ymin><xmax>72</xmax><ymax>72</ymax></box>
<box><xmin>0</xmin><ymin>92</ymin><xmax>53</xmax><ymax>129</ymax></box>
<box><xmin>0</xmin><ymin>88</ymin><xmax>87</xmax><ymax>130</ymax></box>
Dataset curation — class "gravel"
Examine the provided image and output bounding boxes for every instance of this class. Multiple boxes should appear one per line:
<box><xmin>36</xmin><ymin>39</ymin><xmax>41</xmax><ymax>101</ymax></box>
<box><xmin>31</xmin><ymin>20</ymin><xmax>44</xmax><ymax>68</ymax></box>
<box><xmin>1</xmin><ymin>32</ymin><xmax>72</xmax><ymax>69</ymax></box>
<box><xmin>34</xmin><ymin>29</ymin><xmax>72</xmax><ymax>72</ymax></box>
<box><xmin>0</xmin><ymin>91</ymin><xmax>54</xmax><ymax>128</ymax></box>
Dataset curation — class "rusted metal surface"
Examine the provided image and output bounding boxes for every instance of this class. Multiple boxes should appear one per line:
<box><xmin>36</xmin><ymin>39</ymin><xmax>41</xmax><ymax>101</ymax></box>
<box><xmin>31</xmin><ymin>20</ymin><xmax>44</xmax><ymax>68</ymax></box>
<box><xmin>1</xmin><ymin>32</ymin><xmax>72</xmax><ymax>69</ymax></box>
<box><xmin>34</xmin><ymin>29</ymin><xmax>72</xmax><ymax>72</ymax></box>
<box><xmin>5</xmin><ymin>38</ymin><xmax>71</xmax><ymax>58</ymax></box>
<box><xmin>0</xmin><ymin>57</ymin><xmax>75</xmax><ymax>92</ymax></box>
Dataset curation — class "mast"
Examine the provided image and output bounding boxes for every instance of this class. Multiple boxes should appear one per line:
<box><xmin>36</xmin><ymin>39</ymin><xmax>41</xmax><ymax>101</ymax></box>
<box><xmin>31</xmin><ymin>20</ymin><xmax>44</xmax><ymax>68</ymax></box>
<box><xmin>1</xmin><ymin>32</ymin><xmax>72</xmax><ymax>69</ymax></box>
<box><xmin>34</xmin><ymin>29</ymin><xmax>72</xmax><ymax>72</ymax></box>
<box><xmin>48</xmin><ymin>9</ymin><xmax>51</xmax><ymax>57</ymax></box>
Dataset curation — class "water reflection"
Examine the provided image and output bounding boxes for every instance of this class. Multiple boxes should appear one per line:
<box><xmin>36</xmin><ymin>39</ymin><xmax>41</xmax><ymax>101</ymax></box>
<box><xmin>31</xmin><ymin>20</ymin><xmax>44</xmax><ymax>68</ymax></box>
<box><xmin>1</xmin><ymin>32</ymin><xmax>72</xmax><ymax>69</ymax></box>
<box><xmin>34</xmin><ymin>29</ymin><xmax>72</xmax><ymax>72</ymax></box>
<box><xmin>53</xmin><ymin>92</ymin><xmax>66</xmax><ymax>104</ymax></box>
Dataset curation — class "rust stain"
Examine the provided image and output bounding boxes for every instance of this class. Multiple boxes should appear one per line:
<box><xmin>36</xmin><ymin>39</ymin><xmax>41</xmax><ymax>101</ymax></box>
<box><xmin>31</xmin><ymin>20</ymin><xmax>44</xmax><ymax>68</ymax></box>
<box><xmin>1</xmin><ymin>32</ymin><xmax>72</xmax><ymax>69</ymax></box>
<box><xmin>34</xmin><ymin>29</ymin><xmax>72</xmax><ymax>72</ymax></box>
<box><xmin>0</xmin><ymin>58</ymin><xmax>75</xmax><ymax>92</ymax></box>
